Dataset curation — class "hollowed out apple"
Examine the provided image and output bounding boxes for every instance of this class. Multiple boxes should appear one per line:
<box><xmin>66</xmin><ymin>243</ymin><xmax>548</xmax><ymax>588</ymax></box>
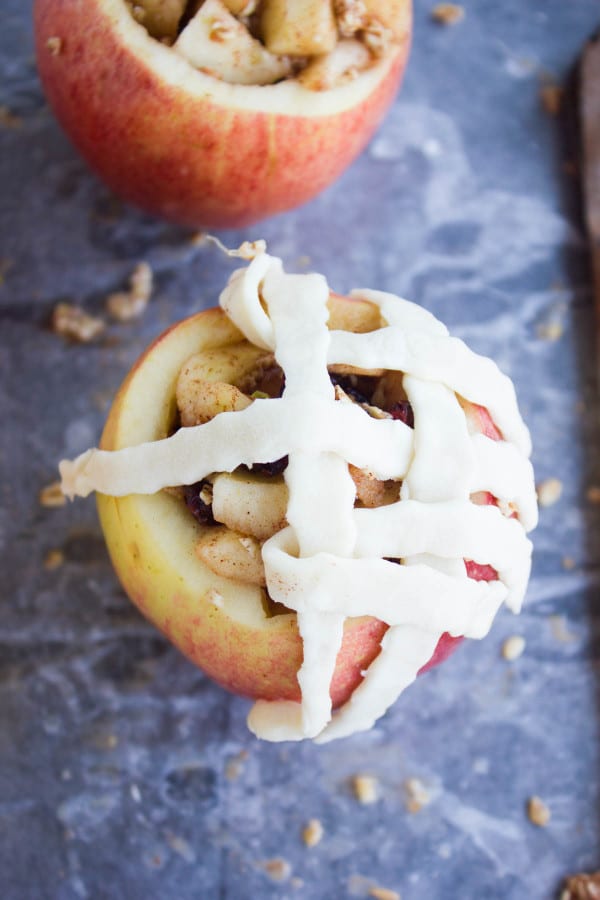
<box><xmin>33</xmin><ymin>0</ymin><xmax>412</xmax><ymax>228</ymax></box>
<box><xmin>95</xmin><ymin>296</ymin><xmax>499</xmax><ymax>707</ymax></box>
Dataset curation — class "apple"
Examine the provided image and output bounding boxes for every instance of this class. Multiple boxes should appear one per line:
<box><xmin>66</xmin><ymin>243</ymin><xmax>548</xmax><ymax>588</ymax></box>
<box><xmin>95</xmin><ymin>293</ymin><xmax>500</xmax><ymax>707</ymax></box>
<box><xmin>33</xmin><ymin>0</ymin><xmax>412</xmax><ymax>228</ymax></box>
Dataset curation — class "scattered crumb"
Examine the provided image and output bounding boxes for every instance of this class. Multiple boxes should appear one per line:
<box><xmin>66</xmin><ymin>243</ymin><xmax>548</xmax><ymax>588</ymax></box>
<box><xmin>0</xmin><ymin>258</ymin><xmax>13</xmax><ymax>286</ymax></box>
<box><xmin>302</xmin><ymin>818</ymin><xmax>324</xmax><ymax>848</ymax></box>
<box><xmin>404</xmin><ymin>777</ymin><xmax>431</xmax><ymax>813</ymax></box>
<box><xmin>586</xmin><ymin>486</ymin><xmax>600</xmax><ymax>505</ymax></box>
<box><xmin>540</xmin><ymin>83</ymin><xmax>563</xmax><ymax>117</ymax></box>
<box><xmin>536</xmin><ymin>320</ymin><xmax>563</xmax><ymax>341</ymax></box>
<box><xmin>165</xmin><ymin>831</ymin><xmax>195</xmax><ymax>863</ymax></box>
<box><xmin>536</xmin><ymin>477</ymin><xmax>562</xmax><ymax>508</ymax></box>
<box><xmin>431</xmin><ymin>3</ymin><xmax>464</xmax><ymax>25</ymax></box>
<box><xmin>369</xmin><ymin>887</ymin><xmax>401</xmax><ymax>900</ymax></box>
<box><xmin>548</xmin><ymin>614</ymin><xmax>578</xmax><ymax>644</ymax></box>
<box><xmin>562</xmin><ymin>556</ymin><xmax>576</xmax><ymax>570</ymax></box>
<box><xmin>189</xmin><ymin>231</ymin><xmax>208</xmax><ymax>247</ymax></box>
<box><xmin>44</xmin><ymin>548</ymin><xmax>65</xmax><ymax>571</ymax></box>
<box><xmin>46</xmin><ymin>36</ymin><xmax>63</xmax><ymax>56</ymax></box>
<box><xmin>527</xmin><ymin>795</ymin><xmax>551</xmax><ymax>827</ymax></box>
<box><xmin>261</xmin><ymin>858</ymin><xmax>291</xmax><ymax>882</ymax></box>
<box><xmin>501</xmin><ymin>635</ymin><xmax>526</xmax><ymax>661</ymax></box>
<box><xmin>206</xmin><ymin>587</ymin><xmax>224</xmax><ymax>608</ymax></box>
<box><xmin>560</xmin><ymin>872</ymin><xmax>600</xmax><ymax>900</ymax></box>
<box><xmin>130</xmin><ymin>784</ymin><xmax>142</xmax><ymax>803</ymax></box>
<box><xmin>225</xmin><ymin>749</ymin><xmax>248</xmax><ymax>781</ymax></box>
<box><xmin>52</xmin><ymin>302</ymin><xmax>105</xmax><ymax>343</ymax></box>
<box><xmin>39</xmin><ymin>481</ymin><xmax>66</xmax><ymax>508</ymax></box>
<box><xmin>0</xmin><ymin>106</ymin><xmax>22</xmax><ymax>128</ymax></box>
<box><xmin>106</xmin><ymin>261</ymin><xmax>153</xmax><ymax>322</ymax></box>
<box><xmin>351</xmin><ymin>773</ymin><xmax>379</xmax><ymax>804</ymax></box>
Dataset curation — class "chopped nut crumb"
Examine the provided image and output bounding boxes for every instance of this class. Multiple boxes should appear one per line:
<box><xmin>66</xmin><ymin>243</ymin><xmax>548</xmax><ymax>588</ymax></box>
<box><xmin>225</xmin><ymin>749</ymin><xmax>248</xmax><ymax>781</ymax></box>
<box><xmin>106</xmin><ymin>262</ymin><xmax>153</xmax><ymax>322</ymax></box>
<box><xmin>540</xmin><ymin>83</ymin><xmax>563</xmax><ymax>117</ymax></box>
<box><xmin>561</xmin><ymin>872</ymin><xmax>600</xmax><ymax>900</ymax></box>
<box><xmin>209</xmin><ymin>19</ymin><xmax>234</xmax><ymax>42</ymax></box>
<box><xmin>52</xmin><ymin>302</ymin><xmax>105</xmax><ymax>343</ymax></box>
<box><xmin>431</xmin><ymin>3</ymin><xmax>464</xmax><ymax>25</ymax></box>
<box><xmin>548</xmin><ymin>614</ymin><xmax>578</xmax><ymax>644</ymax></box>
<box><xmin>404</xmin><ymin>777</ymin><xmax>431</xmax><ymax>813</ymax></box>
<box><xmin>46</xmin><ymin>36</ymin><xmax>63</xmax><ymax>56</ymax></box>
<box><xmin>351</xmin><ymin>773</ymin><xmax>379</xmax><ymax>804</ymax></box>
<box><xmin>536</xmin><ymin>477</ymin><xmax>562</xmax><ymax>508</ymax></box>
<box><xmin>261</xmin><ymin>858</ymin><xmax>291</xmax><ymax>882</ymax></box>
<box><xmin>44</xmin><ymin>549</ymin><xmax>65</xmax><ymax>570</ymax></box>
<box><xmin>527</xmin><ymin>795</ymin><xmax>551</xmax><ymax>827</ymax></box>
<box><xmin>536</xmin><ymin>320</ymin><xmax>563</xmax><ymax>341</ymax></box>
<box><xmin>586</xmin><ymin>485</ymin><xmax>600</xmax><ymax>505</ymax></box>
<box><xmin>302</xmin><ymin>818</ymin><xmax>324</xmax><ymax>847</ymax></box>
<box><xmin>369</xmin><ymin>887</ymin><xmax>401</xmax><ymax>900</ymax></box>
<box><xmin>501</xmin><ymin>635</ymin><xmax>526</xmax><ymax>661</ymax></box>
<box><xmin>362</xmin><ymin>18</ymin><xmax>393</xmax><ymax>58</ymax></box>
<box><xmin>0</xmin><ymin>106</ymin><xmax>22</xmax><ymax>129</ymax></box>
<box><xmin>335</xmin><ymin>0</ymin><xmax>367</xmax><ymax>38</ymax></box>
<box><xmin>39</xmin><ymin>481</ymin><xmax>67</xmax><ymax>508</ymax></box>
<box><xmin>206</xmin><ymin>587</ymin><xmax>224</xmax><ymax>608</ymax></box>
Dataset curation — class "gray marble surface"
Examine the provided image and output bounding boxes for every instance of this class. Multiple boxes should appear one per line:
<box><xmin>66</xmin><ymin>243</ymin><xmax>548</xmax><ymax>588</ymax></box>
<box><xmin>2</xmin><ymin>1</ymin><xmax>600</xmax><ymax>898</ymax></box>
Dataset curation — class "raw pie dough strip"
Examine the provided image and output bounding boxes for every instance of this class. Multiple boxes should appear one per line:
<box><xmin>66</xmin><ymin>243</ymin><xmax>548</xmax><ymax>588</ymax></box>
<box><xmin>60</xmin><ymin>251</ymin><xmax>537</xmax><ymax>742</ymax></box>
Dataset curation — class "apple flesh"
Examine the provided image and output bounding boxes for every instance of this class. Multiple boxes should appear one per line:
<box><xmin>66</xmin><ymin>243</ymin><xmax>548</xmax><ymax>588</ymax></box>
<box><xmin>96</xmin><ymin>295</ymin><xmax>501</xmax><ymax>707</ymax></box>
<box><xmin>33</xmin><ymin>0</ymin><xmax>412</xmax><ymax>228</ymax></box>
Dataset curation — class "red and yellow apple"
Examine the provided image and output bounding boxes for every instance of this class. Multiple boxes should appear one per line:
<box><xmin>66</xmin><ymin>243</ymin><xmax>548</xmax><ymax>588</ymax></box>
<box><xmin>96</xmin><ymin>294</ymin><xmax>500</xmax><ymax>707</ymax></box>
<box><xmin>33</xmin><ymin>0</ymin><xmax>412</xmax><ymax>228</ymax></box>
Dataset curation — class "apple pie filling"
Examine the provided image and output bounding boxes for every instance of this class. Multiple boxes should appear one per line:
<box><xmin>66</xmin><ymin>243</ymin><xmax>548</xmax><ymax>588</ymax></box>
<box><xmin>125</xmin><ymin>0</ymin><xmax>409</xmax><ymax>89</ymax></box>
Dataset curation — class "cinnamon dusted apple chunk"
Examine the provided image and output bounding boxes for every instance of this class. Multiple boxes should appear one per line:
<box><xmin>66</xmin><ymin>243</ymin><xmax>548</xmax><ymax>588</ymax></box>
<box><xmin>126</xmin><ymin>0</ymin><xmax>187</xmax><ymax>40</ymax></box>
<box><xmin>59</xmin><ymin>244</ymin><xmax>537</xmax><ymax>743</ymax></box>
<box><xmin>260</xmin><ymin>0</ymin><xmax>337</xmax><ymax>57</ymax></box>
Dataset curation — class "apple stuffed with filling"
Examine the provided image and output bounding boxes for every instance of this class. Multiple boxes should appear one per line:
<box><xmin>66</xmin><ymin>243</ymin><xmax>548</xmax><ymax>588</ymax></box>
<box><xmin>34</xmin><ymin>0</ymin><xmax>411</xmax><ymax>228</ymax></box>
<box><xmin>60</xmin><ymin>246</ymin><xmax>537</xmax><ymax>743</ymax></box>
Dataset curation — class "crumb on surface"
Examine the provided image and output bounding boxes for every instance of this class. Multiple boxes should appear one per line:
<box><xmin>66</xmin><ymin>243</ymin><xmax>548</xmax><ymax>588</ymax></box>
<box><xmin>527</xmin><ymin>795</ymin><xmax>551</xmax><ymax>827</ymax></box>
<box><xmin>351</xmin><ymin>773</ymin><xmax>379</xmax><ymax>804</ymax></box>
<box><xmin>52</xmin><ymin>302</ymin><xmax>105</xmax><ymax>343</ymax></box>
<box><xmin>404</xmin><ymin>777</ymin><xmax>431</xmax><ymax>813</ymax></box>
<box><xmin>536</xmin><ymin>477</ymin><xmax>562</xmax><ymax>507</ymax></box>
<box><xmin>39</xmin><ymin>481</ymin><xmax>67</xmax><ymax>508</ymax></box>
<box><xmin>368</xmin><ymin>886</ymin><xmax>401</xmax><ymax>900</ymax></box>
<box><xmin>540</xmin><ymin>83</ymin><xmax>563</xmax><ymax>116</ymax></box>
<box><xmin>106</xmin><ymin>261</ymin><xmax>153</xmax><ymax>322</ymax></box>
<box><xmin>44</xmin><ymin>548</ymin><xmax>65</xmax><ymax>570</ymax></box>
<box><xmin>431</xmin><ymin>3</ymin><xmax>464</xmax><ymax>25</ymax></box>
<box><xmin>501</xmin><ymin>635</ymin><xmax>526</xmax><ymax>661</ymax></box>
<box><xmin>560</xmin><ymin>872</ymin><xmax>600</xmax><ymax>899</ymax></box>
<box><xmin>536</xmin><ymin>320</ymin><xmax>563</xmax><ymax>341</ymax></box>
<box><xmin>261</xmin><ymin>858</ymin><xmax>291</xmax><ymax>882</ymax></box>
<box><xmin>586</xmin><ymin>486</ymin><xmax>600</xmax><ymax>505</ymax></box>
<box><xmin>0</xmin><ymin>106</ymin><xmax>22</xmax><ymax>128</ymax></box>
<box><xmin>225</xmin><ymin>749</ymin><xmax>248</xmax><ymax>781</ymax></box>
<box><xmin>46</xmin><ymin>36</ymin><xmax>63</xmax><ymax>55</ymax></box>
<box><xmin>302</xmin><ymin>818</ymin><xmax>324</xmax><ymax>847</ymax></box>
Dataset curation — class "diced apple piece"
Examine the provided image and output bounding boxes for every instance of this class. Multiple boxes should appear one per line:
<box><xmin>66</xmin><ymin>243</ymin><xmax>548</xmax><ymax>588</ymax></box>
<box><xmin>261</xmin><ymin>0</ymin><xmax>338</xmax><ymax>57</ymax></box>
<box><xmin>363</xmin><ymin>0</ymin><xmax>411</xmax><ymax>39</ymax></box>
<box><xmin>176</xmin><ymin>378</ymin><xmax>252</xmax><ymax>427</ymax></box>
<box><xmin>175</xmin><ymin>0</ymin><xmax>292</xmax><ymax>86</ymax></box>
<box><xmin>128</xmin><ymin>0</ymin><xmax>187</xmax><ymax>40</ymax></box>
<box><xmin>212</xmin><ymin>472</ymin><xmax>289</xmax><ymax>540</ymax></box>
<box><xmin>297</xmin><ymin>39</ymin><xmax>371</xmax><ymax>91</ymax></box>
<box><xmin>196</xmin><ymin>527</ymin><xmax>266</xmax><ymax>586</ymax></box>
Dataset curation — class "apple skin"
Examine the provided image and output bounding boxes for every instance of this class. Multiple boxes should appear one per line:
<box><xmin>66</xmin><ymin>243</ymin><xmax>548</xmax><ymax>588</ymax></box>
<box><xmin>95</xmin><ymin>300</ymin><xmax>500</xmax><ymax>707</ymax></box>
<box><xmin>33</xmin><ymin>0</ymin><xmax>412</xmax><ymax>228</ymax></box>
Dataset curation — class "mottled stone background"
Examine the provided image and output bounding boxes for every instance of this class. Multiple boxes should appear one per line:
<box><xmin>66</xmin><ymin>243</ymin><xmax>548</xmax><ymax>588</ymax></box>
<box><xmin>1</xmin><ymin>2</ymin><xmax>600</xmax><ymax>898</ymax></box>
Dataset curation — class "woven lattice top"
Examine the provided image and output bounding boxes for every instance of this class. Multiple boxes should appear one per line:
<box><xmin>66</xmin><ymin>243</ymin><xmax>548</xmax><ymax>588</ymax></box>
<box><xmin>61</xmin><ymin>251</ymin><xmax>537</xmax><ymax>743</ymax></box>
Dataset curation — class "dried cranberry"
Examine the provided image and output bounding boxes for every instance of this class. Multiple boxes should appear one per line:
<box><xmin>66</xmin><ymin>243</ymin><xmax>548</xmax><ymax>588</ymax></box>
<box><xmin>329</xmin><ymin>372</ymin><xmax>370</xmax><ymax>405</ymax></box>
<box><xmin>390</xmin><ymin>401</ymin><xmax>414</xmax><ymax>428</ymax></box>
<box><xmin>184</xmin><ymin>481</ymin><xmax>215</xmax><ymax>526</ymax></box>
<box><xmin>249</xmin><ymin>456</ymin><xmax>289</xmax><ymax>477</ymax></box>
